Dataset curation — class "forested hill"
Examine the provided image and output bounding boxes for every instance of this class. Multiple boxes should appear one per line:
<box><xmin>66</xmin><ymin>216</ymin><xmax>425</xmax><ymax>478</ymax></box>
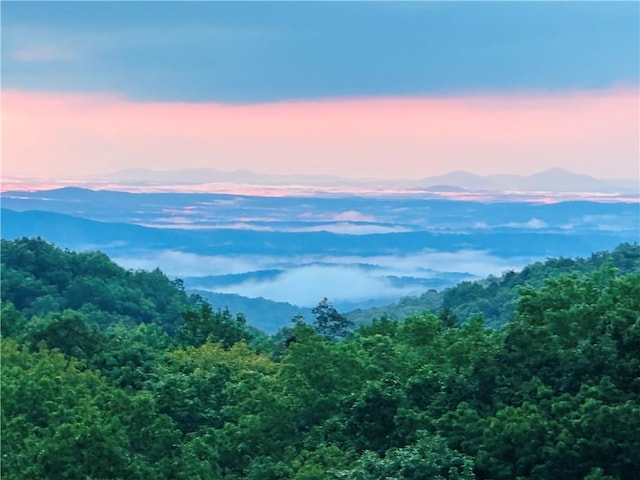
<box><xmin>347</xmin><ymin>242</ymin><xmax>640</xmax><ymax>328</ymax></box>
<box><xmin>1</xmin><ymin>237</ymin><xmax>640</xmax><ymax>479</ymax></box>
<box><xmin>1</xmin><ymin>237</ymin><xmax>195</xmax><ymax>334</ymax></box>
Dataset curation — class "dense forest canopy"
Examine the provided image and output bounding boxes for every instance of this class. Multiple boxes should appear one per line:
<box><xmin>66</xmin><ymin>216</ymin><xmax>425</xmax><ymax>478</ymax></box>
<box><xmin>1</xmin><ymin>237</ymin><xmax>639</xmax><ymax>479</ymax></box>
<box><xmin>1</xmin><ymin>237</ymin><xmax>197</xmax><ymax>333</ymax></box>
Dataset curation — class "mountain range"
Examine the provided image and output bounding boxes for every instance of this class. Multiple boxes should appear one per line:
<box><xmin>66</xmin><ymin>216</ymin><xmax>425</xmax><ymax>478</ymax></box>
<box><xmin>87</xmin><ymin>167</ymin><xmax>638</xmax><ymax>194</ymax></box>
<box><xmin>2</xmin><ymin>182</ymin><xmax>638</xmax><ymax>330</ymax></box>
<box><xmin>415</xmin><ymin>168</ymin><xmax>638</xmax><ymax>193</ymax></box>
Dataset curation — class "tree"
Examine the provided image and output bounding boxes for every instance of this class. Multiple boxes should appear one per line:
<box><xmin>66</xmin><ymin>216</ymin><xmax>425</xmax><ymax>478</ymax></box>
<box><xmin>24</xmin><ymin>309</ymin><xmax>104</xmax><ymax>359</ymax></box>
<box><xmin>1</xmin><ymin>301</ymin><xmax>26</xmax><ymax>338</ymax></box>
<box><xmin>1</xmin><ymin>238</ymin><xmax>195</xmax><ymax>334</ymax></box>
<box><xmin>90</xmin><ymin>322</ymin><xmax>172</xmax><ymax>390</ymax></box>
<box><xmin>312</xmin><ymin>298</ymin><xmax>352</xmax><ymax>340</ymax></box>
<box><xmin>176</xmin><ymin>302</ymin><xmax>251</xmax><ymax>348</ymax></box>
<box><xmin>1</xmin><ymin>340</ymin><xmax>180</xmax><ymax>479</ymax></box>
<box><xmin>332</xmin><ymin>433</ymin><xmax>476</xmax><ymax>480</ymax></box>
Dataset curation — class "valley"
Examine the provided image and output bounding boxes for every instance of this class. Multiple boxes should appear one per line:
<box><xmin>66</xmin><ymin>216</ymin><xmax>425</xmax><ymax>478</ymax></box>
<box><xmin>2</xmin><ymin>186</ymin><xmax>638</xmax><ymax>331</ymax></box>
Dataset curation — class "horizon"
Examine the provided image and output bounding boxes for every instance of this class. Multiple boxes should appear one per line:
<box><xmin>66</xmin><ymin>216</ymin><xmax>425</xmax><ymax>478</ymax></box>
<box><xmin>2</xmin><ymin>166</ymin><xmax>639</xmax><ymax>204</ymax></box>
<box><xmin>2</xmin><ymin>2</ymin><xmax>639</xmax><ymax>181</ymax></box>
<box><xmin>6</xmin><ymin>164</ymin><xmax>640</xmax><ymax>179</ymax></box>
<box><xmin>4</xmin><ymin>165</ymin><xmax>638</xmax><ymax>183</ymax></box>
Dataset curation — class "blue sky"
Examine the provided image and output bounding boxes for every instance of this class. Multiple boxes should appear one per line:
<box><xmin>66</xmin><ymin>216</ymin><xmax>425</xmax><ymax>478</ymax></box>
<box><xmin>3</xmin><ymin>1</ymin><xmax>638</xmax><ymax>103</ymax></box>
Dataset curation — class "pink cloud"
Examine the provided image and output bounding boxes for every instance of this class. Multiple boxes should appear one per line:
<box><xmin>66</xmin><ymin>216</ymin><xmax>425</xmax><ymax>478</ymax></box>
<box><xmin>2</xmin><ymin>88</ymin><xmax>638</xmax><ymax>180</ymax></box>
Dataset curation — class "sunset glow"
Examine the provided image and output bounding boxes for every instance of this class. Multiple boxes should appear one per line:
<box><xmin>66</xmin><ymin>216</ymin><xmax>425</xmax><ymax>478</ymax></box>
<box><xmin>3</xmin><ymin>87</ymin><xmax>638</xmax><ymax>180</ymax></box>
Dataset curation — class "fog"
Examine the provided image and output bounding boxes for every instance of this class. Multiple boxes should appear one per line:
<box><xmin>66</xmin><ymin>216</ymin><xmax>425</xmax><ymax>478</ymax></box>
<box><xmin>112</xmin><ymin>248</ymin><xmax>537</xmax><ymax>306</ymax></box>
<box><xmin>212</xmin><ymin>265</ymin><xmax>423</xmax><ymax>307</ymax></box>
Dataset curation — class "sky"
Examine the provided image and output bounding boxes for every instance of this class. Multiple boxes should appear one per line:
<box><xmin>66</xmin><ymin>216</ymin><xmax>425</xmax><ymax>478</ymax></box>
<box><xmin>2</xmin><ymin>1</ymin><xmax>639</xmax><ymax>181</ymax></box>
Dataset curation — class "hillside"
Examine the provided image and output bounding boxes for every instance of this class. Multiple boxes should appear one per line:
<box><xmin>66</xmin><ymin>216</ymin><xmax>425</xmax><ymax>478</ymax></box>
<box><xmin>190</xmin><ymin>290</ymin><xmax>312</xmax><ymax>335</ymax></box>
<box><xmin>2</xmin><ymin>238</ymin><xmax>639</xmax><ymax>479</ymax></box>
<box><xmin>347</xmin><ymin>242</ymin><xmax>640</xmax><ymax>328</ymax></box>
<box><xmin>0</xmin><ymin>237</ymin><xmax>196</xmax><ymax>334</ymax></box>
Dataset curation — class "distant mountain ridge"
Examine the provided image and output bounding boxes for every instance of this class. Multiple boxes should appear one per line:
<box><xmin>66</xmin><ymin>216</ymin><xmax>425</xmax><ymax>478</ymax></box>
<box><xmin>96</xmin><ymin>168</ymin><xmax>366</xmax><ymax>187</ymax></box>
<box><xmin>420</xmin><ymin>168</ymin><xmax>638</xmax><ymax>193</ymax></box>
<box><xmin>4</xmin><ymin>207</ymin><xmax>636</xmax><ymax>260</ymax></box>
<box><xmin>95</xmin><ymin>167</ymin><xmax>638</xmax><ymax>194</ymax></box>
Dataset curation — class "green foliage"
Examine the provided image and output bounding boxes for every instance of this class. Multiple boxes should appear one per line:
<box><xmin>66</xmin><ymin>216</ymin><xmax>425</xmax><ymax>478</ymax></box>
<box><xmin>333</xmin><ymin>434</ymin><xmax>476</xmax><ymax>480</ymax></box>
<box><xmin>346</xmin><ymin>289</ymin><xmax>443</xmax><ymax>326</ymax></box>
<box><xmin>2</xmin><ymin>240</ymin><xmax>639</xmax><ymax>479</ymax></box>
<box><xmin>0</xmin><ymin>340</ymin><xmax>182</xmax><ymax>480</ymax></box>
<box><xmin>312</xmin><ymin>297</ymin><xmax>353</xmax><ymax>340</ymax></box>
<box><xmin>1</xmin><ymin>301</ymin><xmax>26</xmax><ymax>338</ymax></box>
<box><xmin>90</xmin><ymin>322</ymin><xmax>172</xmax><ymax>390</ymax></box>
<box><xmin>177</xmin><ymin>302</ymin><xmax>252</xmax><ymax>348</ymax></box>
<box><xmin>1</xmin><ymin>237</ymin><xmax>195</xmax><ymax>333</ymax></box>
<box><xmin>441</xmin><ymin>242</ymin><xmax>640</xmax><ymax>328</ymax></box>
<box><xmin>23</xmin><ymin>309</ymin><xmax>104</xmax><ymax>359</ymax></box>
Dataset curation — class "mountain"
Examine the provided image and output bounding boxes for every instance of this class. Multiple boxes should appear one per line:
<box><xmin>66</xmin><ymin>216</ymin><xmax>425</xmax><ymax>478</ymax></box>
<box><xmin>4</xmin><ymin>187</ymin><xmax>639</xmax><ymax>239</ymax></box>
<box><xmin>91</xmin><ymin>167</ymin><xmax>638</xmax><ymax>194</ymax></box>
<box><xmin>3</xmin><ymin>197</ymin><xmax>638</xmax><ymax>320</ymax></box>
<box><xmin>3</xmin><ymin>183</ymin><xmax>638</xmax><ymax>320</ymax></box>
<box><xmin>4</xmin><ymin>207</ymin><xmax>636</xmax><ymax>261</ymax></box>
<box><xmin>419</xmin><ymin>168</ymin><xmax>638</xmax><ymax>193</ymax></box>
<box><xmin>96</xmin><ymin>167</ymin><xmax>379</xmax><ymax>187</ymax></box>
<box><xmin>421</xmin><ymin>184</ymin><xmax>468</xmax><ymax>193</ymax></box>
